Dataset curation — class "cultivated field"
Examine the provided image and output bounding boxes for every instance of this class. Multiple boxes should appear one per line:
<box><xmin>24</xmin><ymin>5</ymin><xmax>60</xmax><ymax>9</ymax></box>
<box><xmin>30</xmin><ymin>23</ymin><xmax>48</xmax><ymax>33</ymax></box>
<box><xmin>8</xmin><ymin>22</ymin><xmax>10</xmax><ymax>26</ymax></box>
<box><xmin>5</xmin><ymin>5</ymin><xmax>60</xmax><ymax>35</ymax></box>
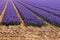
<box><xmin>0</xmin><ymin>0</ymin><xmax>60</xmax><ymax>40</ymax></box>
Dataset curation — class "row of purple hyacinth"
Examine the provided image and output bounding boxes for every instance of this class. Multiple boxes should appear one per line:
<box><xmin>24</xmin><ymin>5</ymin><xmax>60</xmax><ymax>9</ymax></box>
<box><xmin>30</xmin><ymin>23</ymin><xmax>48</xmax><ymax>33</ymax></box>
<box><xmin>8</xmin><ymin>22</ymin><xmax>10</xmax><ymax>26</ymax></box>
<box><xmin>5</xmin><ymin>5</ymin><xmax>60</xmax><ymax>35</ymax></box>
<box><xmin>14</xmin><ymin>0</ymin><xmax>60</xmax><ymax>26</ymax></box>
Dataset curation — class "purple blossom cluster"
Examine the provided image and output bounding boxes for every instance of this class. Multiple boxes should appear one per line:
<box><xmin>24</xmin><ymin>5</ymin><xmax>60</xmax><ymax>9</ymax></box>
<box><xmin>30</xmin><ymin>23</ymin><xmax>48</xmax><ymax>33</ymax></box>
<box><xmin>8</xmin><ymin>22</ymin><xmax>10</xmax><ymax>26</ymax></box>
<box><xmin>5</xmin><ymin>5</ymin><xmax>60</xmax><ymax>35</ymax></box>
<box><xmin>22</xmin><ymin>1</ymin><xmax>60</xmax><ymax>17</ymax></box>
<box><xmin>0</xmin><ymin>0</ymin><xmax>60</xmax><ymax>26</ymax></box>
<box><xmin>20</xmin><ymin>0</ymin><xmax>60</xmax><ymax>10</ymax></box>
<box><xmin>0</xmin><ymin>0</ymin><xmax>6</xmax><ymax>15</ymax></box>
<box><xmin>2</xmin><ymin>1</ymin><xmax>21</xmax><ymax>25</ymax></box>
<box><xmin>13</xmin><ymin>0</ymin><xmax>46</xmax><ymax>26</ymax></box>
<box><xmin>14</xmin><ymin>0</ymin><xmax>60</xmax><ymax>26</ymax></box>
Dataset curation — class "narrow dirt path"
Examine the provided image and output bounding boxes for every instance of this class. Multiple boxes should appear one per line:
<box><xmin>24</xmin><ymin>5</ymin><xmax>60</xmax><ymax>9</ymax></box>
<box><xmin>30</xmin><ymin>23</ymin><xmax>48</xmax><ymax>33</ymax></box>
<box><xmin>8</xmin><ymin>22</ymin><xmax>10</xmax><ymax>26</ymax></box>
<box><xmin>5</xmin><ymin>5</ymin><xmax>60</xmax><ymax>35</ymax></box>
<box><xmin>11</xmin><ymin>0</ymin><xmax>27</xmax><ymax>31</ymax></box>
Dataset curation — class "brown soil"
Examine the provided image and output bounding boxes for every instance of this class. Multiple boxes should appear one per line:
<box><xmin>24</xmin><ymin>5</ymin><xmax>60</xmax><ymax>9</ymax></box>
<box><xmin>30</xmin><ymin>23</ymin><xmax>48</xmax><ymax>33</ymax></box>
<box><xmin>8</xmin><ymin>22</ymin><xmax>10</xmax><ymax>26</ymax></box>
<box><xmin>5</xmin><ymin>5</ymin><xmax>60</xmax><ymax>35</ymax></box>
<box><xmin>0</xmin><ymin>25</ymin><xmax>60</xmax><ymax>40</ymax></box>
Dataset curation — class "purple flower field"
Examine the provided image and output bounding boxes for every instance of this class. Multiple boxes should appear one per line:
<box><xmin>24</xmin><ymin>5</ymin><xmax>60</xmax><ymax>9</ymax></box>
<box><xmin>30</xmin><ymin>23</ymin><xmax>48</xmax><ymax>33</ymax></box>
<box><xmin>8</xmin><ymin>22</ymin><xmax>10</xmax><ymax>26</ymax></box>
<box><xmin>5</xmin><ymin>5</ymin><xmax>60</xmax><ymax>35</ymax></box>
<box><xmin>0</xmin><ymin>0</ymin><xmax>60</xmax><ymax>27</ymax></box>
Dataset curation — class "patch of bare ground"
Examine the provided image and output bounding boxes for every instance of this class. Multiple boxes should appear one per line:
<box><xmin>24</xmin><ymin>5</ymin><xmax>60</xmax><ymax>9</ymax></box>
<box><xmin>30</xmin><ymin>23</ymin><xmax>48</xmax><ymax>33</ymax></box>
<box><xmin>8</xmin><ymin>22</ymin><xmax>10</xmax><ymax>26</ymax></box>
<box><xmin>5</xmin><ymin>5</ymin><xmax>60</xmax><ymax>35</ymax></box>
<box><xmin>0</xmin><ymin>25</ymin><xmax>59</xmax><ymax>40</ymax></box>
